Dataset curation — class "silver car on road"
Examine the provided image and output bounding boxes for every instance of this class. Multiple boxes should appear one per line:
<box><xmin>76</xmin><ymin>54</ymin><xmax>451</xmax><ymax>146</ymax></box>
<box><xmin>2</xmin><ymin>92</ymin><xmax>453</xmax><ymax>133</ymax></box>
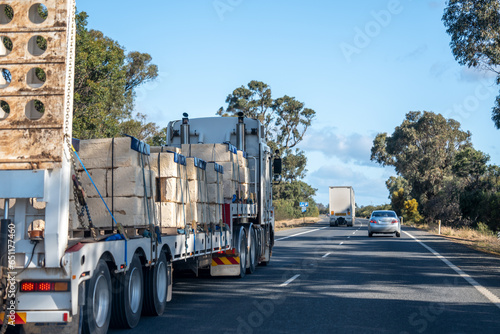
<box><xmin>368</xmin><ymin>210</ymin><xmax>401</xmax><ymax>237</ymax></box>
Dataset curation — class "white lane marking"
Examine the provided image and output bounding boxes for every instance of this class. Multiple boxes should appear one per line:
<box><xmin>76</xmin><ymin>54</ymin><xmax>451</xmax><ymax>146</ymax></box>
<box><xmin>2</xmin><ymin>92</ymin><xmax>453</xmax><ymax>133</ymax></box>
<box><xmin>275</xmin><ymin>227</ymin><xmax>328</xmax><ymax>241</ymax></box>
<box><xmin>280</xmin><ymin>274</ymin><xmax>300</xmax><ymax>287</ymax></box>
<box><xmin>322</xmin><ymin>253</ymin><xmax>331</xmax><ymax>258</ymax></box>
<box><xmin>404</xmin><ymin>231</ymin><xmax>500</xmax><ymax>309</ymax></box>
<box><xmin>352</xmin><ymin>232</ymin><xmax>356</xmax><ymax>234</ymax></box>
<box><xmin>340</xmin><ymin>242</ymin><xmax>344</xmax><ymax>245</ymax></box>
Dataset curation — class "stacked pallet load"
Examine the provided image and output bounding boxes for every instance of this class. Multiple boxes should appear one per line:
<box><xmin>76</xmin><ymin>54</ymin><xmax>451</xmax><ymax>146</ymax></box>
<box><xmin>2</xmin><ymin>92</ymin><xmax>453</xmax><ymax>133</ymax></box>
<box><xmin>150</xmin><ymin>148</ymin><xmax>186</xmax><ymax>231</ymax></box>
<box><xmin>184</xmin><ymin>157</ymin><xmax>208</xmax><ymax>227</ymax></box>
<box><xmin>69</xmin><ymin>137</ymin><xmax>155</xmax><ymax>233</ymax></box>
<box><xmin>206</xmin><ymin>162</ymin><xmax>224</xmax><ymax>225</ymax></box>
<box><xmin>181</xmin><ymin>143</ymin><xmax>252</xmax><ymax>203</ymax></box>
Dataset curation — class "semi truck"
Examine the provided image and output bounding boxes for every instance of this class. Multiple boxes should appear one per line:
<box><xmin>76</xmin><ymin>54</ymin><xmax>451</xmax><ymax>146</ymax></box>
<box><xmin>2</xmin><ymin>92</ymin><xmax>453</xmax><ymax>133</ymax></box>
<box><xmin>329</xmin><ymin>186</ymin><xmax>355</xmax><ymax>227</ymax></box>
<box><xmin>0</xmin><ymin>1</ymin><xmax>278</xmax><ymax>333</ymax></box>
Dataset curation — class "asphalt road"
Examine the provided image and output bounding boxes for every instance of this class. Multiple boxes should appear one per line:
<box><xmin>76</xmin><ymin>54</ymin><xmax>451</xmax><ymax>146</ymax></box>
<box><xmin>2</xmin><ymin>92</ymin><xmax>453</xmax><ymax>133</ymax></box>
<box><xmin>110</xmin><ymin>219</ymin><xmax>500</xmax><ymax>334</ymax></box>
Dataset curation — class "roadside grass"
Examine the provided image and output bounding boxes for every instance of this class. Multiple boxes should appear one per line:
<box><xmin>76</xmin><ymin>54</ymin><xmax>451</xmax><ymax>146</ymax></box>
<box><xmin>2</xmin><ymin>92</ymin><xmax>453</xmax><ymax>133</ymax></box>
<box><xmin>409</xmin><ymin>221</ymin><xmax>500</xmax><ymax>256</ymax></box>
<box><xmin>275</xmin><ymin>217</ymin><xmax>322</xmax><ymax>230</ymax></box>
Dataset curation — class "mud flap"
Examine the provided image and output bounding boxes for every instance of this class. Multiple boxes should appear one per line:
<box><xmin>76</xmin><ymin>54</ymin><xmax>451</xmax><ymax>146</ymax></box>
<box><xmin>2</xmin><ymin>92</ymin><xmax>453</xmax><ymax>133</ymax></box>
<box><xmin>210</xmin><ymin>256</ymin><xmax>241</xmax><ymax>276</ymax></box>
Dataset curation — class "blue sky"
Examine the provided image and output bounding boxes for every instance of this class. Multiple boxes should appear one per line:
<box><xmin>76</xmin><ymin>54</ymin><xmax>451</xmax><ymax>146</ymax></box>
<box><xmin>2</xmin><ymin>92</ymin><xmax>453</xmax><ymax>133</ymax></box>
<box><xmin>79</xmin><ymin>0</ymin><xmax>500</xmax><ymax>206</ymax></box>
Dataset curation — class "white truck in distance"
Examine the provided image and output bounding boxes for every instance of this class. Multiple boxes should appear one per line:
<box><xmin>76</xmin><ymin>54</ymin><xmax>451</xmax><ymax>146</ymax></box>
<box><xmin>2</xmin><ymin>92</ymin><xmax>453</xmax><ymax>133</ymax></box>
<box><xmin>329</xmin><ymin>186</ymin><xmax>355</xmax><ymax>227</ymax></box>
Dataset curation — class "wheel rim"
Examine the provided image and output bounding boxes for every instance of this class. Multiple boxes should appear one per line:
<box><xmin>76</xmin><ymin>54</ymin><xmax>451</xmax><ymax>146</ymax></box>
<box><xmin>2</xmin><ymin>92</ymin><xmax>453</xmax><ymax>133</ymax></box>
<box><xmin>250</xmin><ymin>231</ymin><xmax>256</xmax><ymax>267</ymax></box>
<box><xmin>93</xmin><ymin>274</ymin><xmax>110</xmax><ymax>328</ymax></box>
<box><xmin>128</xmin><ymin>267</ymin><xmax>142</xmax><ymax>314</ymax></box>
<box><xmin>156</xmin><ymin>262</ymin><xmax>167</xmax><ymax>303</ymax></box>
<box><xmin>240</xmin><ymin>235</ymin><xmax>246</xmax><ymax>271</ymax></box>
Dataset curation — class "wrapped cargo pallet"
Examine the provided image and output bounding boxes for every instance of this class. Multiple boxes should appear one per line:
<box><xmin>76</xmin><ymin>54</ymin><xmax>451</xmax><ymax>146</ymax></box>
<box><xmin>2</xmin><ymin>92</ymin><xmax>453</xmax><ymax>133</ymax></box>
<box><xmin>182</xmin><ymin>143</ymin><xmax>251</xmax><ymax>203</ymax></box>
<box><xmin>206</xmin><ymin>162</ymin><xmax>224</xmax><ymax>224</ymax></box>
<box><xmin>182</xmin><ymin>143</ymin><xmax>237</xmax><ymax>163</ymax></box>
<box><xmin>150</xmin><ymin>146</ymin><xmax>182</xmax><ymax>154</ymax></box>
<box><xmin>69</xmin><ymin>136</ymin><xmax>155</xmax><ymax>232</ymax></box>
<box><xmin>150</xmin><ymin>151</ymin><xmax>187</xmax><ymax>229</ymax></box>
<box><xmin>185</xmin><ymin>157</ymin><xmax>208</xmax><ymax>225</ymax></box>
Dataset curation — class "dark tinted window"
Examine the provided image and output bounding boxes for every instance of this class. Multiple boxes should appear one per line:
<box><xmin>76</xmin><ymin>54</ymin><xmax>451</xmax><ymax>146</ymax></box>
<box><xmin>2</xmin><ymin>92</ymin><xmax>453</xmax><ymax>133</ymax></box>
<box><xmin>372</xmin><ymin>211</ymin><xmax>397</xmax><ymax>218</ymax></box>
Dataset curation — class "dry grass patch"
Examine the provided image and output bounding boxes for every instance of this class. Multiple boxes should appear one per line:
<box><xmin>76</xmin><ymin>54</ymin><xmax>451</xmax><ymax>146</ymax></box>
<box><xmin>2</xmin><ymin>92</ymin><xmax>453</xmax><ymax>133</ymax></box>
<box><xmin>410</xmin><ymin>222</ymin><xmax>500</xmax><ymax>256</ymax></box>
<box><xmin>275</xmin><ymin>217</ymin><xmax>322</xmax><ymax>230</ymax></box>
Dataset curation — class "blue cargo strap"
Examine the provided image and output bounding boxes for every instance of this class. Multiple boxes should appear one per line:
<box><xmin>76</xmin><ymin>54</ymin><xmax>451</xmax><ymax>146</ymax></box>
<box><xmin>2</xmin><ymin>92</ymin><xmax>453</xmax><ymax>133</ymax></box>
<box><xmin>72</xmin><ymin>146</ymin><xmax>119</xmax><ymax>227</ymax></box>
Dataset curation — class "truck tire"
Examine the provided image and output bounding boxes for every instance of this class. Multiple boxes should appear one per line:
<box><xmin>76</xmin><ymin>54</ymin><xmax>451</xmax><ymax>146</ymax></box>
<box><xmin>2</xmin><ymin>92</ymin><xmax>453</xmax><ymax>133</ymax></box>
<box><xmin>238</xmin><ymin>230</ymin><xmax>247</xmax><ymax>278</ymax></box>
<box><xmin>260</xmin><ymin>228</ymin><xmax>273</xmax><ymax>266</ymax></box>
<box><xmin>82</xmin><ymin>259</ymin><xmax>112</xmax><ymax>334</ymax></box>
<box><xmin>111</xmin><ymin>254</ymin><xmax>143</xmax><ymax>329</ymax></box>
<box><xmin>143</xmin><ymin>252</ymin><xmax>169</xmax><ymax>316</ymax></box>
<box><xmin>246</xmin><ymin>227</ymin><xmax>257</xmax><ymax>274</ymax></box>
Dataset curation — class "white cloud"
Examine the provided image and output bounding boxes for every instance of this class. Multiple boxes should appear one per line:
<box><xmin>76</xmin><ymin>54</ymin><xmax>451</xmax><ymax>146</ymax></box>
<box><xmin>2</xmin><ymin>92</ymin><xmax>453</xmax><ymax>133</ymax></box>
<box><xmin>300</xmin><ymin>126</ymin><xmax>374</xmax><ymax>165</ymax></box>
<box><xmin>459</xmin><ymin>67</ymin><xmax>497</xmax><ymax>83</ymax></box>
<box><xmin>305</xmin><ymin>163</ymin><xmax>394</xmax><ymax>207</ymax></box>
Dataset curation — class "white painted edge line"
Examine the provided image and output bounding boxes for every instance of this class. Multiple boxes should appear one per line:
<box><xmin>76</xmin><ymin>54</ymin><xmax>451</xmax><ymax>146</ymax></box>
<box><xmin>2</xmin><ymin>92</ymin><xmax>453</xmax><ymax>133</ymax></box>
<box><xmin>322</xmin><ymin>253</ymin><xmax>331</xmax><ymax>258</ymax></box>
<box><xmin>280</xmin><ymin>274</ymin><xmax>300</xmax><ymax>287</ymax></box>
<box><xmin>275</xmin><ymin>227</ymin><xmax>328</xmax><ymax>241</ymax></box>
<box><xmin>404</xmin><ymin>231</ymin><xmax>500</xmax><ymax>309</ymax></box>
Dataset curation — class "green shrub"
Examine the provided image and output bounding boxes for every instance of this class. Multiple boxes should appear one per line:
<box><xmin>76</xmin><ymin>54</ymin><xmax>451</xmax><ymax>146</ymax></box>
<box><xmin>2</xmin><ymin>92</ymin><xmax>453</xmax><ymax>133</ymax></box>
<box><xmin>274</xmin><ymin>199</ymin><xmax>319</xmax><ymax>221</ymax></box>
<box><xmin>476</xmin><ymin>222</ymin><xmax>494</xmax><ymax>236</ymax></box>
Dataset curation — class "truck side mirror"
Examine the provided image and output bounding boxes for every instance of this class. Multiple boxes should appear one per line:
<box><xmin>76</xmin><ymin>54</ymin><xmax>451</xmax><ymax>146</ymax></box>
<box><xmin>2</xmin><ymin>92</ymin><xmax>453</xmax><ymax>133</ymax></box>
<box><xmin>273</xmin><ymin>158</ymin><xmax>282</xmax><ymax>175</ymax></box>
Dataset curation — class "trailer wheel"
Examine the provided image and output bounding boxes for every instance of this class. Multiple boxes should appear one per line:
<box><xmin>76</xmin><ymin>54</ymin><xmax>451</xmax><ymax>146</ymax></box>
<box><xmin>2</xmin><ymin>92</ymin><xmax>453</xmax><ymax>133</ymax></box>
<box><xmin>143</xmin><ymin>252</ymin><xmax>169</xmax><ymax>316</ymax></box>
<box><xmin>82</xmin><ymin>259</ymin><xmax>112</xmax><ymax>334</ymax></box>
<box><xmin>111</xmin><ymin>254</ymin><xmax>144</xmax><ymax>328</ymax></box>
<box><xmin>246</xmin><ymin>227</ymin><xmax>257</xmax><ymax>274</ymax></box>
<box><xmin>238</xmin><ymin>230</ymin><xmax>247</xmax><ymax>278</ymax></box>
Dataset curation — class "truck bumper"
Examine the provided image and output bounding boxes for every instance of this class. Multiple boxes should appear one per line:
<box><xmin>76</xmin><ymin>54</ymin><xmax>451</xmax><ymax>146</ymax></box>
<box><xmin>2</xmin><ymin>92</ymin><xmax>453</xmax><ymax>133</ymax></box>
<box><xmin>0</xmin><ymin>310</ymin><xmax>71</xmax><ymax>324</ymax></box>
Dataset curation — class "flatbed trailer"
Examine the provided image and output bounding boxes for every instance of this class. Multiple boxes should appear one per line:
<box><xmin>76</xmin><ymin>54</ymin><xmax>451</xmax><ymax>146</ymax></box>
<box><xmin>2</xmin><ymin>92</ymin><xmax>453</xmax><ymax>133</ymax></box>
<box><xmin>0</xmin><ymin>1</ymin><xmax>277</xmax><ymax>333</ymax></box>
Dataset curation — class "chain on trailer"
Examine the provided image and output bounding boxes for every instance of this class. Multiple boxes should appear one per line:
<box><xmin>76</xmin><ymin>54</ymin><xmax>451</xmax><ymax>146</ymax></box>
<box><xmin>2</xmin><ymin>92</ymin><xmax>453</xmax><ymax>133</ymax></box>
<box><xmin>59</xmin><ymin>0</ymin><xmax>96</xmax><ymax>239</ymax></box>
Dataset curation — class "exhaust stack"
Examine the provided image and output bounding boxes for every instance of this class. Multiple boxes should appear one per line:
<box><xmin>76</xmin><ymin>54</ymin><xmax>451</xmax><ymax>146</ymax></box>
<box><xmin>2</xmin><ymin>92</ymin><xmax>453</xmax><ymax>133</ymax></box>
<box><xmin>236</xmin><ymin>112</ymin><xmax>245</xmax><ymax>151</ymax></box>
<box><xmin>181</xmin><ymin>113</ymin><xmax>190</xmax><ymax>145</ymax></box>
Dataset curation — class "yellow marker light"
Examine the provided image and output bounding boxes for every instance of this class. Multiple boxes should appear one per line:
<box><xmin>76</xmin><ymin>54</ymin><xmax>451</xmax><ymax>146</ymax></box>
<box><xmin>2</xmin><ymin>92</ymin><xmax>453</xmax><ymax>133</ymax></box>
<box><xmin>54</xmin><ymin>282</ymin><xmax>69</xmax><ymax>291</ymax></box>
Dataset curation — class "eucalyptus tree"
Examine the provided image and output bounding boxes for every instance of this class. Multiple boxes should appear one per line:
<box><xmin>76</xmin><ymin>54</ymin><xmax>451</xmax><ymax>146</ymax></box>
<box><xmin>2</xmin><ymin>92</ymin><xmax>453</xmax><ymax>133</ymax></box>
<box><xmin>443</xmin><ymin>0</ymin><xmax>500</xmax><ymax>128</ymax></box>
<box><xmin>371</xmin><ymin>111</ymin><xmax>471</xmax><ymax>215</ymax></box>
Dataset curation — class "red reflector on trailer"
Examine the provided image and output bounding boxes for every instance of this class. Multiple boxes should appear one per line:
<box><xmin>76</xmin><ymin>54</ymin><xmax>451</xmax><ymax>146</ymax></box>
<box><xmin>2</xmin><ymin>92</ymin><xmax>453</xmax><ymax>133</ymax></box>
<box><xmin>20</xmin><ymin>282</ymin><xmax>35</xmax><ymax>292</ymax></box>
<box><xmin>63</xmin><ymin>312</ymin><xmax>68</xmax><ymax>322</ymax></box>
<box><xmin>37</xmin><ymin>282</ymin><xmax>52</xmax><ymax>292</ymax></box>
